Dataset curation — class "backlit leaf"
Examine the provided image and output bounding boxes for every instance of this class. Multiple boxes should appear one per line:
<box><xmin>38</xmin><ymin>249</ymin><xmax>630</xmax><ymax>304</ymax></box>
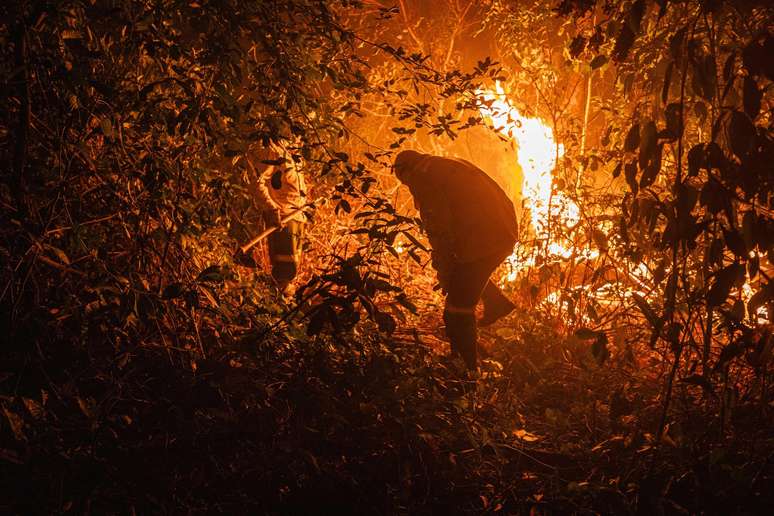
<box><xmin>687</xmin><ymin>144</ymin><xmax>704</xmax><ymax>177</ymax></box>
<box><xmin>613</xmin><ymin>25</ymin><xmax>635</xmax><ymax>62</ymax></box>
<box><xmin>661</xmin><ymin>60</ymin><xmax>673</xmax><ymax>103</ymax></box>
<box><xmin>592</xmin><ymin>333</ymin><xmax>610</xmax><ymax>364</ymax></box>
<box><xmin>743</xmin><ymin>76</ymin><xmax>762</xmax><ymax>120</ymax></box>
<box><xmin>574</xmin><ymin>327</ymin><xmax>599</xmax><ymax>340</ymax></box>
<box><xmin>624</xmin><ymin>123</ymin><xmax>640</xmax><ymax>152</ymax></box>
<box><xmin>162</xmin><ymin>282</ymin><xmax>185</xmax><ymax>299</ymax></box>
<box><xmin>197</xmin><ymin>265</ymin><xmax>224</xmax><ymax>283</ymax></box>
<box><xmin>707</xmin><ymin>263</ymin><xmax>745</xmax><ymax>307</ymax></box>
<box><xmin>664</xmin><ymin>103</ymin><xmax>682</xmax><ymax>139</ymax></box>
<box><xmin>723</xmin><ymin>228</ymin><xmax>747</xmax><ymax>258</ymax></box>
<box><xmin>590</xmin><ymin>55</ymin><xmax>608</xmax><ymax>69</ymax></box>
<box><xmin>729</xmin><ymin>110</ymin><xmax>755</xmax><ymax>159</ymax></box>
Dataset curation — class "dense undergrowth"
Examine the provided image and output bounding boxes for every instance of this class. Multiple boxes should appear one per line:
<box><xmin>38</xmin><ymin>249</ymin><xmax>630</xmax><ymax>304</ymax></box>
<box><xmin>2</xmin><ymin>275</ymin><xmax>772</xmax><ymax>514</ymax></box>
<box><xmin>2</xmin><ymin>0</ymin><xmax>773</xmax><ymax>513</ymax></box>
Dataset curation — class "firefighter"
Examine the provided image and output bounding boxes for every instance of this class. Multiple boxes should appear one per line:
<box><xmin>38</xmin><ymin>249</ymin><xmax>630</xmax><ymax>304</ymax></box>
<box><xmin>393</xmin><ymin>150</ymin><xmax>518</xmax><ymax>370</ymax></box>
<box><xmin>247</xmin><ymin>143</ymin><xmax>307</xmax><ymax>293</ymax></box>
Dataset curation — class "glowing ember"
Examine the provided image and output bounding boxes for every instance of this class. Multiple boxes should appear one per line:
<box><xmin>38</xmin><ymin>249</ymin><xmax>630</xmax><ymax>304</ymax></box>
<box><xmin>742</xmin><ymin>280</ymin><xmax>769</xmax><ymax>323</ymax></box>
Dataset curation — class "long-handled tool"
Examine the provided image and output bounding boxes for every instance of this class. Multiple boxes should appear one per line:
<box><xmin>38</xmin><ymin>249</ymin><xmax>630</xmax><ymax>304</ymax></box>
<box><xmin>239</xmin><ymin>207</ymin><xmax>305</xmax><ymax>254</ymax></box>
<box><xmin>239</xmin><ymin>198</ymin><xmax>325</xmax><ymax>255</ymax></box>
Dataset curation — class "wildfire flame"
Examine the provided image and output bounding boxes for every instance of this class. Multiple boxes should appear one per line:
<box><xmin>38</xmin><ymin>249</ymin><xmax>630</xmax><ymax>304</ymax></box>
<box><xmin>477</xmin><ymin>84</ymin><xmax>769</xmax><ymax>327</ymax></box>
<box><xmin>478</xmin><ymin>82</ymin><xmax>583</xmax><ymax>280</ymax></box>
<box><xmin>478</xmin><ymin>82</ymin><xmax>572</xmax><ymax>232</ymax></box>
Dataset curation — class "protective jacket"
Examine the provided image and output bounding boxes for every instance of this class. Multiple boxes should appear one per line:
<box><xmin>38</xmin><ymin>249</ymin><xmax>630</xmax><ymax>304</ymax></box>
<box><xmin>249</xmin><ymin>145</ymin><xmax>307</xmax><ymax>224</ymax></box>
<box><xmin>395</xmin><ymin>151</ymin><xmax>518</xmax><ymax>272</ymax></box>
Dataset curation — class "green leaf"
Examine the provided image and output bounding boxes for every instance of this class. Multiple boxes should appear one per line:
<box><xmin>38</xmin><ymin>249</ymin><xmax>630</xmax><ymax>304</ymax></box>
<box><xmin>628</xmin><ymin>0</ymin><xmax>645</xmax><ymax>32</ymax></box>
<box><xmin>633</xmin><ymin>293</ymin><xmax>660</xmax><ymax>330</ymax></box>
<box><xmin>747</xmin><ymin>255</ymin><xmax>760</xmax><ymax>280</ymax></box>
<box><xmin>361</xmin><ymin>179</ymin><xmax>372</xmax><ymax>194</ymax></box>
<box><xmin>624</xmin><ymin>123</ymin><xmax>640</xmax><ymax>152</ymax></box>
<box><xmin>742</xmin><ymin>39</ymin><xmax>770</xmax><ymax>79</ymax></box>
<box><xmin>270</xmin><ymin>170</ymin><xmax>282</xmax><ymax>189</ymax></box>
<box><xmin>337</xmin><ymin>199</ymin><xmax>352</xmax><ymax>214</ymax></box>
<box><xmin>687</xmin><ymin>144</ymin><xmax>704</xmax><ymax>177</ymax></box>
<box><xmin>664</xmin><ymin>103</ymin><xmax>683</xmax><ymax>139</ymax></box>
<box><xmin>723</xmin><ymin>52</ymin><xmax>736</xmax><ymax>82</ymax></box>
<box><xmin>705</xmin><ymin>142</ymin><xmax>725</xmax><ymax>170</ymax></box>
<box><xmin>574</xmin><ymin>327</ymin><xmax>599</xmax><ymax>340</ymax></box>
<box><xmin>306</xmin><ymin>307</ymin><xmax>327</xmax><ymax>336</ymax></box>
<box><xmin>638</xmin><ymin>122</ymin><xmax>661</xmax><ymax>188</ymax></box>
<box><xmin>669</xmin><ymin>28</ymin><xmax>686</xmax><ymax>60</ymax></box>
<box><xmin>661</xmin><ymin>61</ymin><xmax>675</xmax><ymax>104</ymax></box>
<box><xmin>653</xmin><ymin>259</ymin><xmax>667</xmax><ymax>285</ymax></box>
<box><xmin>612</xmin><ymin>161</ymin><xmax>622</xmax><ymax>178</ymax></box>
<box><xmin>661</xmin><ymin>60</ymin><xmax>673</xmax><ymax>103</ymax></box>
<box><xmin>723</xmin><ymin>228</ymin><xmax>747</xmax><ymax>258</ymax></box>
<box><xmin>613</xmin><ymin>25</ymin><xmax>635</xmax><ymax>62</ymax></box>
<box><xmin>100</xmin><ymin>117</ymin><xmax>114</xmax><ymax>139</ymax></box>
<box><xmin>639</xmin><ymin>144</ymin><xmax>662</xmax><ymax>188</ymax></box>
<box><xmin>395</xmin><ymin>293</ymin><xmax>418</xmax><ymax>314</ymax></box>
<box><xmin>638</xmin><ymin>121</ymin><xmax>657</xmax><ymax>168</ymax></box>
<box><xmin>569</xmin><ymin>35</ymin><xmax>587</xmax><ymax>58</ymax></box>
<box><xmin>701</xmin><ymin>55</ymin><xmax>717</xmax><ymax>101</ymax></box>
<box><xmin>590</xmin><ymin>55</ymin><xmax>608</xmax><ymax>69</ymax></box>
<box><xmin>162</xmin><ymin>283</ymin><xmax>185</xmax><ymax>299</ymax></box>
<box><xmin>407</xmin><ymin>249</ymin><xmax>422</xmax><ymax>264</ymax></box>
<box><xmin>591</xmin><ymin>333</ymin><xmax>610</xmax><ymax>365</ymax></box>
<box><xmin>375</xmin><ymin>311</ymin><xmax>396</xmax><ymax>334</ymax></box>
<box><xmin>366</xmin><ymin>277</ymin><xmax>397</xmax><ymax>293</ymax></box>
<box><xmin>743</xmin><ymin>76</ymin><xmax>762</xmax><ymax>120</ymax></box>
<box><xmin>692</xmin><ymin>54</ymin><xmax>717</xmax><ymax>101</ymax></box>
<box><xmin>707</xmin><ymin>263</ymin><xmax>745</xmax><ymax>307</ymax></box>
<box><xmin>402</xmin><ymin>230</ymin><xmax>428</xmax><ymax>252</ymax></box>
<box><xmin>260</xmin><ymin>158</ymin><xmax>286</xmax><ymax>166</ymax></box>
<box><xmin>496</xmin><ymin>327</ymin><xmax>516</xmax><ymax>339</ymax></box>
<box><xmin>729</xmin><ymin>110</ymin><xmax>756</xmax><ymax>159</ymax></box>
<box><xmin>197</xmin><ymin>265</ymin><xmax>224</xmax><ymax>283</ymax></box>
<box><xmin>730</xmin><ymin>299</ymin><xmax>746</xmax><ymax>321</ymax></box>
<box><xmin>714</xmin><ymin>340</ymin><xmax>747</xmax><ymax>371</ymax></box>
<box><xmin>624</xmin><ymin>160</ymin><xmax>638</xmax><ymax>194</ymax></box>
<box><xmin>677</xmin><ymin>183</ymin><xmax>699</xmax><ymax>218</ymax></box>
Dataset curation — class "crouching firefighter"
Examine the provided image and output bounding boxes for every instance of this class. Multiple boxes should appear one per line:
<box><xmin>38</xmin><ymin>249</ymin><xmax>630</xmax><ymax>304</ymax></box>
<box><xmin>247</xmin><ymin>144</ymin><xmax>307</xmax><ymax>293</ymax></box>
<box><xmin>393</xmin><ymin>150</ymin><xmax>518</xmax><ymax>371</ymax></box>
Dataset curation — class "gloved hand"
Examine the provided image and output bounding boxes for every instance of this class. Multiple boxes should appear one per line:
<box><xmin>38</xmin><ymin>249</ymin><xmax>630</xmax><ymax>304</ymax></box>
<box><xmin>263</xmin><ymin>208</ymin><xmax>282</xmax><ymax>228</ymax></box>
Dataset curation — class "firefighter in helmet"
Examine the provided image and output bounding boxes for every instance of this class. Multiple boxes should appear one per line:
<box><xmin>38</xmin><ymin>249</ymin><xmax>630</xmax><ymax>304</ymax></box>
<box><xmin>247</xmin><ymin>143</ymin><xmax>307</xmax><ymax>293</ymax></box>
<box><xmin>393</xmin><ymin>150</ymin><xmax>518</xmax><ymax>370</ymax></box>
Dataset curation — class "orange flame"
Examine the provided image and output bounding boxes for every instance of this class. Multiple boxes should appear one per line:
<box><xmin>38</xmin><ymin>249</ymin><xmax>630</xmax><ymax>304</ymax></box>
<box><xmin>478</xmin><ymin>82</ymin><xmax>586</xmax><ymax>280</ymax></box>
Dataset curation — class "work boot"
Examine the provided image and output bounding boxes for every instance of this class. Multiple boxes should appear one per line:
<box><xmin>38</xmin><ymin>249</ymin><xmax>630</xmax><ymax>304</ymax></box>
<box><xmin>443</xmin><ymin>309</ymin><xmax>478</xmax><ymax>371</ymax></box>
<box><xmin>479</xmin><ymin>280</ymin><xmax>516</xmax><ymax>327</ymax></box>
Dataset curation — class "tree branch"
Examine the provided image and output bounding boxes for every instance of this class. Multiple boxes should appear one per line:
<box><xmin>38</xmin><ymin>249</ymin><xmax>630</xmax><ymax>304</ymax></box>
<box><xmin>397</xmin><ymin>0</ymin><xmax>424</xmax><ymax>52</ymax></box>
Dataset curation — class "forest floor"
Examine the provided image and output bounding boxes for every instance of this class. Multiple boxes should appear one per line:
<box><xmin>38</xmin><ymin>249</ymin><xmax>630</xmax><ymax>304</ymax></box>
<box><xmin>2</xmin><ymin>282</ymin><xmax>773</xmax><ymax>515</ymax></box>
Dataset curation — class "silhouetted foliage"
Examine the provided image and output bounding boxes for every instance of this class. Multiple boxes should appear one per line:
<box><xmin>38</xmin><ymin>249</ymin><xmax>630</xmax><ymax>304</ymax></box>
<box><xmin>1</xmin><ymin>0</ymin><xmax>772</xmax><ymax>513</ymax></box>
